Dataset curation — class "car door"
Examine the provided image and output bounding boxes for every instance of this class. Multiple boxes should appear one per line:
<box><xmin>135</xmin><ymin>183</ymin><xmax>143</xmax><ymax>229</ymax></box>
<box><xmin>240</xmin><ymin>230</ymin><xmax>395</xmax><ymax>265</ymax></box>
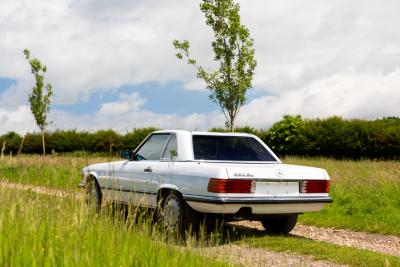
<box><xmin>113</xmin><ymin>133</ymin><xmax>171</xmax><ymax>207</ymax></box>
<box><xmin>153</xmin><ymin>133</ymin><xmax>178</xmax><ymax>193</ymax></box>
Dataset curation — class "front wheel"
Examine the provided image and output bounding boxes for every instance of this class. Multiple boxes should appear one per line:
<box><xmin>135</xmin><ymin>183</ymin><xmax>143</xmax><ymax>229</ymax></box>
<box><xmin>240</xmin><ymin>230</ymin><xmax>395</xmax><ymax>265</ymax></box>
<box><xmin>261</xmin><ymin>214</ymin><xmax>298</xmax><ymax>234</ymax></box>
<box><xmin>85</xmin><ymin>178</ymin><xmax>102</xmax><ymax>212</ymax></box>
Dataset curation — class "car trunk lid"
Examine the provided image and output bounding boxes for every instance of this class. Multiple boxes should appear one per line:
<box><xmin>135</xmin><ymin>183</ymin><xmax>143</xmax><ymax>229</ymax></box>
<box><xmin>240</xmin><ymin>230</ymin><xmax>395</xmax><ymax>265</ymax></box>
<box><xmin>224</xmin><ymin>163</ymin><xmax>328</xmax><ymax>196</ymax></box>
<box><xmin>225</xmin><ymin>163</ymin><xmax>327</xmax><ymax>180</ymax></box>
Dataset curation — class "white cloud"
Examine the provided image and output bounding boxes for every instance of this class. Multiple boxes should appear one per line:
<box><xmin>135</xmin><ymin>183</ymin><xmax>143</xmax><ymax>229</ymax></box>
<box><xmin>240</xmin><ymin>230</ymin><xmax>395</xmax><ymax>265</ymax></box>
<box><xmin>47</xmin><ymin>108</ymin><xmax>224</xmax><ymax>134</ymax></box>
<box><xmin>0</xmin><ymin>0</ymin><xmax>400</xmax><ymax>134</ymax></box>
<box><xmin>237</xmin><ymin>69</ymin><xmax>400</xmax><ymax>127</ymax></box>
<box><xmin>60</xmin><ymin>91</ymin><xmax>224</xmax><ymax>132</ymax></box>
<box><xmin>97</xmin><ymin>92</ymin><xmax>146</xmax><ymax>116</ymax></box>
<box><xmin>0</xmin><ymin>90</ymin><xmax>223</xmax><ymax>134</ymax></box>
<box><xmin>0</xmin><ymin>0</ymin><xmax>213</xmax><ymax>105</ymax></box>
<box><xmin>0</xmin><ymin>105</ymin><xmax>36</xmax><ymax>133</ymax></box>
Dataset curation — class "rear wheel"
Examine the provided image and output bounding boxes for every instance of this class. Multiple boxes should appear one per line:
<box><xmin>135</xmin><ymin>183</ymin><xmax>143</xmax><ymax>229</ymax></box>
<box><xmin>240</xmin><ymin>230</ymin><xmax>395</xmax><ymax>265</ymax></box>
<box><xmin>261</xmin><ymin>214</ymin><xmax>298</xmax><ymax>234</ymax></box>
<box><xmin>158</xmin><ymin>191</ymin><xmax>199</xmax><ymax>238</ymax></box>
<box><xmin>85</xmin><ymin>178</ymin><xmax>102</xmax><ymax>212</ymax></box>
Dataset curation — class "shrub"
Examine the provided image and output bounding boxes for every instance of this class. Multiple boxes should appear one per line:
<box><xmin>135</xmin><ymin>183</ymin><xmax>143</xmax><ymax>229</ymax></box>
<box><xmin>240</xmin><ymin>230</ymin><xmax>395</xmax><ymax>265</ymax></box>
<box><xmin>265</xmin><ymin>116</ymin><xmax>400</xmax><ymax>159</ymax></box>
<box><xmin>0</xmin><ymin>131</ymin><xmax>22</xmax><ymax>155</ymax></box>
<box><xmin>263</xmin><ymin>115</ymin><xmax>307</xmax><ymax>156</ymax></box>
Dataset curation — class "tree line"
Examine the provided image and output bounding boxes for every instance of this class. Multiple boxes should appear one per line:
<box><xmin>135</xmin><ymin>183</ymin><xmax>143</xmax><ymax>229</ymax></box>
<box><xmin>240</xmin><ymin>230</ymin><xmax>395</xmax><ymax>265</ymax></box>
<box><xmin>1</xmin><ymin>116</ymin><xmax>399</xmax><ymax>160</ymax></box>
<box><xmin>0</xmin><ymin>128</ymin><xmax>157</xmax><ymax>158</ymax></box>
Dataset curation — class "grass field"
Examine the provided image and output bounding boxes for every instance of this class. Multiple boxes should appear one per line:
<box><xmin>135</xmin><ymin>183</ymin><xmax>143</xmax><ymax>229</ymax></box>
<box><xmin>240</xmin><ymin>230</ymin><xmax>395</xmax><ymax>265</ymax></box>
<box><xmin>0</xmin><ymin>155</ymin><xmax>399</xmax><ymax>236</ymax></box>
<box><xmin>0</xmin><ymin>187</ymin><xmax>228</xmax><ymax>267</ymax></box>
<box><xmin>284</xmin><ymin>157</ymin><xmax>400</xmax><ymax>236</ymax></box>
<box><xmin>1</xmin><ymin>187</ymin><xmax>398</xmax><ymax>267</ymax></box>
<box><xmin>0</xmin><ymin>155</ymin><xmax>104</xmax><ymax>189</ymax></box>
<box><xmin>1</xmin><ymin>155</ymin><xmax>399</xmax><ymax>266</ymax></box>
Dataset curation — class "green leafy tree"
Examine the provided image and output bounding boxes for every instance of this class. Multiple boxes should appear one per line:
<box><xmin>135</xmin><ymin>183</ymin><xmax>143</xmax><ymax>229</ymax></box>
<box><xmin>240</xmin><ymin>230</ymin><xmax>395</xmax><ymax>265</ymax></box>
<box><xmin>0</xmin><ymin>131</ymin><xmax>22</xmax><ymax>156</ymax></box>
<box><xmin>173</xmin><ymin>0</ymin><xmax>256</xmax><ymax>131</ymax></box>
<box><xmin>23</xmin><ymin>49</ymin><xmax>53</xmax><ymax>155</ymax></box>
<box><xmin>266</xmin><ymin>115</ymin><xmax>306</xmax><ymax>155</ymax></box>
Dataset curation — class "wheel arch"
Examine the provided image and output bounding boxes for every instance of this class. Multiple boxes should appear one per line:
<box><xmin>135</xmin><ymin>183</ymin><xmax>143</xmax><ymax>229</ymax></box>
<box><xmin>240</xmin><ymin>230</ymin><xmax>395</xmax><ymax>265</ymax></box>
<box><xmin>156</xmin><ymin>184</ymin><xmax>182</xmax><ymax>204</ymax></box>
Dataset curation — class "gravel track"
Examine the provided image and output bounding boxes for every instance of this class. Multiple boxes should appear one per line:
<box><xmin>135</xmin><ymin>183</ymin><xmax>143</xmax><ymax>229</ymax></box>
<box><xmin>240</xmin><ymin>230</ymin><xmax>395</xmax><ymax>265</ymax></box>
<box><xmin>230</xmin><ymin>221</ymin><xmax>400</xmax><ymax>257</ymax></box>
<box><xmin>1</xmin><ymin>180</ymin><xmax>399</xmax><ymax>266</ymax></box>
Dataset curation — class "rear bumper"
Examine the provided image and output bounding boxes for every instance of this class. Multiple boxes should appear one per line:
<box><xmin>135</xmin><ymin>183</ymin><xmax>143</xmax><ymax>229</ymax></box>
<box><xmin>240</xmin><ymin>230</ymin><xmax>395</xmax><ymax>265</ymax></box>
<box><xmin>183</xmin><ymin>195</ymin><xmax>332</xmax><ymax>204</ymax></box>
<box><xmin>183</xmin><ymin>194</ymin><xmax>332</xmax><ymax>214</ymax></box>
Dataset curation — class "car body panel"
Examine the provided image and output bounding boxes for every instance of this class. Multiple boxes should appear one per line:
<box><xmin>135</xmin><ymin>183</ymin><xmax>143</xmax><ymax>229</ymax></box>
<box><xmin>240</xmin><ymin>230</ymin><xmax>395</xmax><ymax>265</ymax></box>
<box><xmin>80</xmin><ymin>130</ymin><xmax>332</xmax><ymax>217</ymax></box>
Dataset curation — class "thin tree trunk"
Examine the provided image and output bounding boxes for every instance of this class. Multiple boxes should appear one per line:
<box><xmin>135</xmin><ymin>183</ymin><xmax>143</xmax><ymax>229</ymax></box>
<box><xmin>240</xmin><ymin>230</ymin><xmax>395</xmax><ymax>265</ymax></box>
<box><xmin>41</xmin><ymin>129</ymin><xmax>46</xmax><ymax>155</ymax></box>
<box><xmin>1</xmin><ymin>141</ymin><xmax>6</xmax><ymax>160</ymax></box>
<box><xmin>109</xmin><ymin>144</ymin><xmax>113</xmax><ymax>159</ymax></box>
<box><xmin>229</xmin><ymin>115</ymin><xmax>235</xmax><ymax>132</ymax></box>
<box><xmin>17</xmin><ymin>136</ymin><xmax>25</xmax><ymax>155</ymax></box>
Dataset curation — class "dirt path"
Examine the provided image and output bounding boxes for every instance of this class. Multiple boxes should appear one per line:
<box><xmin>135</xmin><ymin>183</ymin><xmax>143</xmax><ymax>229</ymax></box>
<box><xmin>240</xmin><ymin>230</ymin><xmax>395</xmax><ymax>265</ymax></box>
<box><xmin>0</xmin><ymin>180</ymin><xmax>82</xmax><ymax>198</ymax></box>
<box><xmin>231</xmin><ymin>221</ymin><xmax>400</xmax><ymax>257</ymax></box>
<box><xmin>1</xmin><ymin>180</ymin><xmax>399</xmax><ymax>266</ymax></box>
<box><xmin>194</xmin><ymin>244</ymin><xmax>345</xmax><ymax>267</ymax></box>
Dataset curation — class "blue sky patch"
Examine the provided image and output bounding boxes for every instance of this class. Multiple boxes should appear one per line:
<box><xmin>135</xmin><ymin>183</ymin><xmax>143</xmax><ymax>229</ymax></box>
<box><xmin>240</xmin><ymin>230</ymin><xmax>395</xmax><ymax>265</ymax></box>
<box><xmin>0</xmin><ymin>77</ymin><xmax>17</xmax><ymax>93</ymax></box>
<box><xmin>54</xmin><ymin>81</ymin><xmax>270</xmax><ymax>116</ymax></box>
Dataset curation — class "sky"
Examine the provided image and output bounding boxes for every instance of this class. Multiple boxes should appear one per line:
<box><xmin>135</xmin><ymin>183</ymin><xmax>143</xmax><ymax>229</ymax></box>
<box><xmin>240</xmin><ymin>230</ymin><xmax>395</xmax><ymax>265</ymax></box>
<box><xmin>1</xmin><ymin>0</ymin><xmax>399</xmax><ymax>134</ymax></box>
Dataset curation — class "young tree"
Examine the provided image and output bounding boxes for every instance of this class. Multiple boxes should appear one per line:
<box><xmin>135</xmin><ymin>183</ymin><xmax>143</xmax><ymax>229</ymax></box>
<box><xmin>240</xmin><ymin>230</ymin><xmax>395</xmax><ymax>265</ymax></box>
<box><xmin>173</xmin><ymin>0</ymin><xmax>256</xmax><ymax>131</ymax></box>
<box><xmin>23</xmin><ymin>49</ymin><xmax>53</xmax><ymax>155</ymax></box>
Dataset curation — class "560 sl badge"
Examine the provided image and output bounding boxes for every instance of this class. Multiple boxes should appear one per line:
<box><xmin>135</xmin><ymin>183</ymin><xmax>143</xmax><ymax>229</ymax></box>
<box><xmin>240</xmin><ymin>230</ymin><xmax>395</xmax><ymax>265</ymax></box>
<box><xmin>234</xmin><ymin>173</ymin><xmax>254</xmax><ymax>177</ymax></box>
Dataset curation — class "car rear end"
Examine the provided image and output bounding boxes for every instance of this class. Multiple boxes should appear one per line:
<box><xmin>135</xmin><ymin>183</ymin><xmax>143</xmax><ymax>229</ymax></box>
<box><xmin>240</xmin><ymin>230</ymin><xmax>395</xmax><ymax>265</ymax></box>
<box><xmin>186</xmin><ymin>163</ymin><xmax>332</xmax><ymax>217</ymax></box>
<box><xmin>184</xmin><ymin>132</ymin><xmax>332</xmax><ymax>219</ymax></box>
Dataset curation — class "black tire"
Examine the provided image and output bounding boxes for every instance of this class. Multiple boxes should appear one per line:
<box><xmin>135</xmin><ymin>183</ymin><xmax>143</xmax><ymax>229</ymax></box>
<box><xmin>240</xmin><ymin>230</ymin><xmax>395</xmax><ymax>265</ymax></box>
<box><xmin>85</xmin><ymin>178</ymin><xmax>102</xmax><ymax>212</ymax></box>
<box><xmin>158</xmin><ymin>191</ymin><xmax>199</xmax><ymax>238</ymax></box>
<box><xmin>261</xmin><ymin>214</ymin><xmax>298</xmax><ymax>234</ymax></box>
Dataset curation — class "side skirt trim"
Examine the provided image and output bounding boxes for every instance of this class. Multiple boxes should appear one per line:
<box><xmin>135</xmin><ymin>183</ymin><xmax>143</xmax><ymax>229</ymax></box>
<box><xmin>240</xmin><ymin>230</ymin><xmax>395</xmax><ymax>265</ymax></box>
<box><xmin>99</xmin><ymin>186</ymin><xmax>157</xmax><ymax>195</ymax></box>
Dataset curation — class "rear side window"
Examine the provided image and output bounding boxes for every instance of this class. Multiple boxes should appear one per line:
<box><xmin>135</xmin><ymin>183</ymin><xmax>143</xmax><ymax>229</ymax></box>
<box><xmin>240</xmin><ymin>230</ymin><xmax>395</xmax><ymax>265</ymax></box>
<box><xmin>193</xmin><ymin>135</ymin><xmax>276</xmax><ymax>161</ymax></box>
<box><xmin>136</xmin><ymin>134</ymin><xmax>170</xmax><ymax>160</ymax></box>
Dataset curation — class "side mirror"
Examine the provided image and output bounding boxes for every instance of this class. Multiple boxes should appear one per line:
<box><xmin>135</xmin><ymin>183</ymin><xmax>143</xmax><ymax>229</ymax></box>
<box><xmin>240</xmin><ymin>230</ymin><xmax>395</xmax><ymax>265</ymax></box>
<box><xmin>120</xmin><ymin>150</ymin><xmax>133</xmax><ymax>160</ymax></box>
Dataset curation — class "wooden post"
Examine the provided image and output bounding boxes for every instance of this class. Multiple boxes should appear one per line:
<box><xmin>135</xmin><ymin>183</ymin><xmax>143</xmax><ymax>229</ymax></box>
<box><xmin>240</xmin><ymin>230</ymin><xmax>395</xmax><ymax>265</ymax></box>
<box><xmin>17</xmin><ymin>136</ymin><xmax>25</xmax><ymax>155</ymax></box>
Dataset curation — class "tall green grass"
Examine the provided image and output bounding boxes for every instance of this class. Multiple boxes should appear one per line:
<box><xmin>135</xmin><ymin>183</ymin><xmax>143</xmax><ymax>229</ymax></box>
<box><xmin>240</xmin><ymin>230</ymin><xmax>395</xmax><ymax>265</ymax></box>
<box><xmin>1</xmin><ymin>157</ymin><xmax>399</xmax><ymax>266</ymax></box>
<box><xmin>285</xmin><ymin>157</ymin><xmax>400</xmax><ymax>235</ymax></box>
<box><xmin>1</xmin><ymin>155</ymin><xmax>399</xmax><ymax>236</ymax></box>
<box><xmin>0</xmin><ymin>188</ymin><xmax>228</xmax><ymax>267</ymax></box>
<box><xmin>0</xmin><ymin>155</ymin><xmax>105</xmax><ymax>189</ymax></box>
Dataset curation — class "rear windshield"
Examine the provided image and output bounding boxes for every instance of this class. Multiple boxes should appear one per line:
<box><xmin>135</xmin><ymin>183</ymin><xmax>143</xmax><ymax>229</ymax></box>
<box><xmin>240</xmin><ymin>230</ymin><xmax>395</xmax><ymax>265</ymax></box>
<box><xmin>193</xmin><ymin>135</ymin><xmax>276</xmax><ymax>161</ymax></box>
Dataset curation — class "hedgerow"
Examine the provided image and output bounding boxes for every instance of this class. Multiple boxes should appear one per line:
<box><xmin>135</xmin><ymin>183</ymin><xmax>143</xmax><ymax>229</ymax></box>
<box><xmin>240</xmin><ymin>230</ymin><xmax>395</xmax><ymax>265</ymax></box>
<box><xmin>1</xmin><ymin>117</ymin><xmax>399</xmax><ymax>159</ymax></box>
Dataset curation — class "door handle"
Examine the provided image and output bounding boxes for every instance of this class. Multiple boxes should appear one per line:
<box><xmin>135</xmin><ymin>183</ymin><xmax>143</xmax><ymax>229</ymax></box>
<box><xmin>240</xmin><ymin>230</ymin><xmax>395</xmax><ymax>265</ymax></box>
<box><xmin>144</xmin><ymin>167</ymin><xmax>152</xmax><ymax>173</ymax></box>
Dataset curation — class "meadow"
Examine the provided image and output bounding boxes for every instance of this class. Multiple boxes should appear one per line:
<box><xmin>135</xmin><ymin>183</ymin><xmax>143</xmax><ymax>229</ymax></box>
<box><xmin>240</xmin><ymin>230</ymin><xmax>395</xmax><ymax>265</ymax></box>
<box><xmin>0</xmin><ymin>154</ymin><xmax>399</xmax><ymax>235</ymax></box>
<box><xmin>0</xmin><ymin>155</ymin><xmax>399</xmax><ymax>266</ymax></box>
<box><xmin>0</xmin><ymin>187</ymin><xmax>229</xmax><ymax>266</ymax></box>
<box><xmin>285</xmin><ymin>157</ymin><xmax>400</xmax><ymax>235</ymax></box>
<box><xmin>0</xmin><ymin>154</ymin><xmax>105</xmax><ymax>189</ymax></box>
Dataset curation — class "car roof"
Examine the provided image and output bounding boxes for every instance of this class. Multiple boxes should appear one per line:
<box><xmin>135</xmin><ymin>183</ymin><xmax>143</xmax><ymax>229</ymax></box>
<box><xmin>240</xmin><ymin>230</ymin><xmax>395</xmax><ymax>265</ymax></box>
<box><xmin>153</xmin><ymin>129</ymin><xmax>255</xmax><ymax>137</ymax></box>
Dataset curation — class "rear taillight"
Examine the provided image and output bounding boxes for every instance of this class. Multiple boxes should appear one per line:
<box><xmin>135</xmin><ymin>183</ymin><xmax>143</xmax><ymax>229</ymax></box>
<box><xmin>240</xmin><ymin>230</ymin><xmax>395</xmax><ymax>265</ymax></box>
<box><xmin>300</xmin><ymin>180</ymin><xmax>330</xmax><ymax>193</ymax></box>
<box><xmin>207</xmin><ymin>178</ymin><xmax>254</xmax><ymax>193</ymax></box>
